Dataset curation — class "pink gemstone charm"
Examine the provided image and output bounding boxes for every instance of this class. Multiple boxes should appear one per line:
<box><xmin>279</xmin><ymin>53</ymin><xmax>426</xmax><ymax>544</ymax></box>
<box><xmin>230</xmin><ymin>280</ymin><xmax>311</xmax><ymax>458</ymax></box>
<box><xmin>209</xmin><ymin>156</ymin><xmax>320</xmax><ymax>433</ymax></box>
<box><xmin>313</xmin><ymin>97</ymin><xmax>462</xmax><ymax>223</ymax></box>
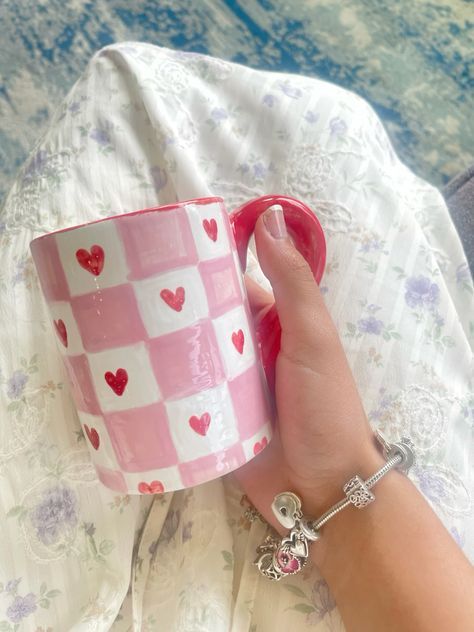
<box><xmin>276</xmin><ymin>547</ymin><xmax>301</xmax><ymax>574</ymax></box>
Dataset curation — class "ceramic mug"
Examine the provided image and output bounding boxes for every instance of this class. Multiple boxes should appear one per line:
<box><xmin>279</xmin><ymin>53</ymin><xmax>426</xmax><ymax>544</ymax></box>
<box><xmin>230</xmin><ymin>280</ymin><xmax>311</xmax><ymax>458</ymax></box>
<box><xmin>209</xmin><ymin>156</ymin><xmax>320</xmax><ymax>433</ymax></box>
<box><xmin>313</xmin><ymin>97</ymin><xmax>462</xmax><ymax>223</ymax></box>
<box><xmin>30</xmin><ymin>195</ymin><xmax>326</xmax><ymax>494</ymax></box>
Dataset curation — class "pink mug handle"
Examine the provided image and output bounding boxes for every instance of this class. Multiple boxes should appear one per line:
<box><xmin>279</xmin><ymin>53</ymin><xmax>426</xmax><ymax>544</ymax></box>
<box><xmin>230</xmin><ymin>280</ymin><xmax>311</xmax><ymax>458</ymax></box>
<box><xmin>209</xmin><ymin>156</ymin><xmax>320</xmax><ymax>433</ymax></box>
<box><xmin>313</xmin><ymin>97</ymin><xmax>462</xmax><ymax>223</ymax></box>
<box><xmin>229</xmin><ymin>195</ymin><xmax>326</xmax><ymax>394</ymax></box>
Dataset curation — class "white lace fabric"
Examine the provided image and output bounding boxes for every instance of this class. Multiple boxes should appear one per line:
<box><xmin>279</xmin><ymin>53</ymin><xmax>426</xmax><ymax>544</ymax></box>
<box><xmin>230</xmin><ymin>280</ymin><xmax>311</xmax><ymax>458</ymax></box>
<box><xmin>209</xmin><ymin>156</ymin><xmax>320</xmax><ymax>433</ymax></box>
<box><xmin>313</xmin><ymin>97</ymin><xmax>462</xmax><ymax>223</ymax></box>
<box><xmin>0</xmin><ymin>43</ymin><xmax>472</xmax><ymax>631</ymax></box>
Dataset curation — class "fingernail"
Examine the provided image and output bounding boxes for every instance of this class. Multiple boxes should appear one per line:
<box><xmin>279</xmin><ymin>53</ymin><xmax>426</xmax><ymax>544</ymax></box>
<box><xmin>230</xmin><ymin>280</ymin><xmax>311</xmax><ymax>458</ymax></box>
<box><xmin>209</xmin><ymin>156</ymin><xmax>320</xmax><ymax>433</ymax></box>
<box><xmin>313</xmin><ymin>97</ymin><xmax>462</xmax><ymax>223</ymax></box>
<box><xmin>263</xmin><ymin>204</ymin><xmax>288</xmax><ymax>239</ymax></box>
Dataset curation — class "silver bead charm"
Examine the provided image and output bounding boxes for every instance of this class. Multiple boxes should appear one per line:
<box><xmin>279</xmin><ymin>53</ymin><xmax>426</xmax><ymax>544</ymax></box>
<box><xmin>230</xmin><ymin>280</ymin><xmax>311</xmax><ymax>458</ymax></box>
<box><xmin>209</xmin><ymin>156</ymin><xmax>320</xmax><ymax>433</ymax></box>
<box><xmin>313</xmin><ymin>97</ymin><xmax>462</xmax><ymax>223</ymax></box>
<box><xmin>375</xmin><ymin>431</ymin><xmax>416</xmax><ymax>474</ymax></box>
<box><xmin>343</xmin><ymin>475</ymin><xmax>375</xmax><ymax>508</ymax></box>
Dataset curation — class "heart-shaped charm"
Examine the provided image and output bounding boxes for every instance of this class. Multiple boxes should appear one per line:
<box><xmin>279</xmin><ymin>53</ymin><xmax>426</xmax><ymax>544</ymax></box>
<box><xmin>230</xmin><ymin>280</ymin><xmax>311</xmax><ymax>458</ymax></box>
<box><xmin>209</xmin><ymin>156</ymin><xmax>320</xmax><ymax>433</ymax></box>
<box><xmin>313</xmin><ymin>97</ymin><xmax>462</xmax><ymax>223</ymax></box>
<box><xmin>160</xmin><ymin>286</ymin><xmax>185</xmax><ymax>312</ymax></box>
<box><xmin>84</xmin><ymin>424</ymin><xmax>100</xmax><ymax>450</ymax></box>
<box><xmin>275</xmin><ymin>547</ymin><xmax>301</xmax><ymax>574</ymax></box>
<box><xmin>272</xmin><ymin>492</ymin><xmax>302</xmax><ymax>529</ymax></box>
<box><xmin>138</xmin><ymin>480</ymin><xmax>164</xmax><ymax>494</ymax></box>
<box><xmin>54</xmin><ymin>319</ymin><xmax>68</xmax><ymax>348</ymax></box>
<box><xmin>253</xmin><ymin>437</ymin><xmax>268</xmax><ymax>455</ymax></box>
<box><xmin>189</xmin><ymin>412</ymin><xmax>211</xmax><ymax>436</ymax></box>
<box><xmin>279</xmin><ymin>528</ymin><xmax>309</xmax><ymax>558</ymax></box>
<box><xmin>202</xmin><ymin>218</ymin><xmax>218</xmax><ymax>242</ymax></box>
<box><xmin>286</xmin><ymin>533</ymin><xmax>308</xmax><ymax>558</ymax></box>
<box><xmin>231</xmin><ymin>329</ymin><xmax>244</xmax><ymax>354</ymax></box>
<box><xmin>104</xmin><ymin>368</ymin><xmax>128</xmax><ymax>396</ymax></box>
<box><xmin>75</xmin><ymin>244</ymin><xmax>105</xmax><ymax>276</ymax></box>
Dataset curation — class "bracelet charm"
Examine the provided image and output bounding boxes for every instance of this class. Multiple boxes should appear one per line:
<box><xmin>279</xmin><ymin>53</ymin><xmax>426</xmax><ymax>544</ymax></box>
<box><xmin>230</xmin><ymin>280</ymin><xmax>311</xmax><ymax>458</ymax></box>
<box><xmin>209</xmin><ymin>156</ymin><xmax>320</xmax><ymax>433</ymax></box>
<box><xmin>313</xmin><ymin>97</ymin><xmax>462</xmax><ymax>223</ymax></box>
<box><xmin>253</xmin><ymin>431</ymin><xmax>416</xmax><ymax>581</ymax></box>
<box><xmin>343</xmin><ymin>475</ymin><xmax>375</xmax><ymax>508</ymax></box>
<box><xmin>255</xmin><ymin>492</ymin><xmax>317</xmax><ymax>581</ymax></box>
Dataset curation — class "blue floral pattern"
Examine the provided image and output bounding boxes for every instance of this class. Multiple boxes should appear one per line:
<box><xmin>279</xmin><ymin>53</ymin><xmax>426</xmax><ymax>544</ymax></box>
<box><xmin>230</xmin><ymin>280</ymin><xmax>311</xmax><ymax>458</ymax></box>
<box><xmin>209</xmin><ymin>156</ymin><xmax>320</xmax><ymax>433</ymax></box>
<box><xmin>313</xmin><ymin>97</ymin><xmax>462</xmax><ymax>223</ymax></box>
<box><xmin>0</xmin><ymin>578</ymin><xmax>61</xmax><ymax>629</ymax></box>
<box><xmin>6</xmin><ymin>593</ymin><xmax>37</xmax><ymax>624</ymax></box>
<box><xmin>395</xmin><ymin>271</ymin><xmax>456</xmax><ymax>349</ymax></box>
<box><xmin>284</xmin><ymin>579</ymin><xmax>339</xmax><ymax>627</ymax></box>
<box><xmin>345</xmin><ymin>301</ymin><xmax>401</xmax><ymax>363</ymax></box>
<box><xmin>30</xmin><ymin>486</ymin><xmax>78</xmax><ymax>546</ymax></box>
<box><xmin>404</xmin><ymin>275</ymin><xmax>440</xmax><ymax>309</ymax></box>
<box><xmin>6</xmin><ymin>370</ymin><xmax>29</xmax><ymax>400</ymax></box>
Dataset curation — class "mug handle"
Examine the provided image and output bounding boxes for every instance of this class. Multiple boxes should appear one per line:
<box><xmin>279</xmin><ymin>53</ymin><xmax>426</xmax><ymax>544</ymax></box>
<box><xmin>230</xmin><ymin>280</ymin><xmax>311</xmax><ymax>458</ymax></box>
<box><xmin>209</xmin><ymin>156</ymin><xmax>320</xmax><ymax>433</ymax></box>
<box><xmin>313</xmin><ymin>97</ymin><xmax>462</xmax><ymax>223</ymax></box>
<box><xmin>229</xmin><ymin>195</ymin><xmax>326</xmax><ymax>394</ymax></box>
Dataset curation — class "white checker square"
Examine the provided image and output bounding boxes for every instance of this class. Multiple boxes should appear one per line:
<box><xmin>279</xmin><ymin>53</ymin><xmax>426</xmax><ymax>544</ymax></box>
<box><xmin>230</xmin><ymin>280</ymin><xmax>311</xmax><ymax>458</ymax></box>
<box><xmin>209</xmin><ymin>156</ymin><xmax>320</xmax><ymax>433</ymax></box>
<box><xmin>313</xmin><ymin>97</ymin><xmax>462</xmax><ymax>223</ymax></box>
<box><xmin>186</xmin><ymin>202</ymin><xmax>231</xmax><ymax>261</ymax></box>
<box><xmin>77</xmin><ymin>411</ymin><xmax>120</xmax><ymax>470</ymax></box>
<box><xmin>124</xmin><ymin>465</ymin><xmax>183</xmax><ymax>494</ymax></box>
<box><xmin>87</xmin><ymin>342</ymin><xmax>161</xmax><ymax>412</ymax></box>
<box><xmin>232</xmin><ymin>248</ymin><xmax>246</xmax><ymax>299</ymax></box>
<box><xmin>48</xmin><ymin>301</ymin><xmax>84</xmax><ymax>356</ymax></box>
<box><xmin>55</xmin><ymin>221</ymin><xmax>129</xmax><ymax>296</ymax></box>
<box><xmin>242</xmin><ymin>422</ymin><xmax>273</xmax><ymax>462</ymax></box>
<box><xmin>165</xmin><ymin>382</ymin><xmax>239</xmax><ymax>462</ymax></box>
<box><xmin>133</xmin><ymin>266</ymin><xmax>209</xmax><ymax>337</ymax></box>
<box><xmin>212</xmin><ymin>305</ymin><xmax>257</xmax><ymax>379</ymax></box>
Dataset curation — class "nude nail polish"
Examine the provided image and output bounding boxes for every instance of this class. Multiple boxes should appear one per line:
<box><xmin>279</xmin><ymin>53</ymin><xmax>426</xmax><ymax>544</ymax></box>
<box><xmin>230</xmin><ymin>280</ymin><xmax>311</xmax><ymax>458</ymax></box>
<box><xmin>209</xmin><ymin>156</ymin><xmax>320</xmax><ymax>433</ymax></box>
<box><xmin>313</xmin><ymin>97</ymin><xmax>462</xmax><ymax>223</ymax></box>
<box><xmin>263</xmin><ymin>204</ymin><xmax>288</xmax><ymax>239</ymax></box>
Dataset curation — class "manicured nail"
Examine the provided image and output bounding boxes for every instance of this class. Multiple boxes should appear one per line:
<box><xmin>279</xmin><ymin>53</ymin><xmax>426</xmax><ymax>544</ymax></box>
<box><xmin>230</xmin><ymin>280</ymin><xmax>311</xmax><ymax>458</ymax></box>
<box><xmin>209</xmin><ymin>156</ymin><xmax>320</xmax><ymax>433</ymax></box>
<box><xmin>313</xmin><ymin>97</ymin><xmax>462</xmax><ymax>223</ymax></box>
<box><xmin>263</xmin><ymin>204</ymin><xmax>288</xmax><ymax>239</ymax></box>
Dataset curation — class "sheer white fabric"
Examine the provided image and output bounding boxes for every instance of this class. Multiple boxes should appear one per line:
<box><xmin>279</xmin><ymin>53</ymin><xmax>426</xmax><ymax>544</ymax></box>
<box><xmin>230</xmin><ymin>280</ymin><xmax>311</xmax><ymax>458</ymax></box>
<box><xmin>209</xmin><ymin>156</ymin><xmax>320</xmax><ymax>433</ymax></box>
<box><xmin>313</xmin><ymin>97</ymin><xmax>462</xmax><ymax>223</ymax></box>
<box><xmin>0</xmin><ymin>43</ymin><xmax>472</xmax><ymax>631</ymax></box>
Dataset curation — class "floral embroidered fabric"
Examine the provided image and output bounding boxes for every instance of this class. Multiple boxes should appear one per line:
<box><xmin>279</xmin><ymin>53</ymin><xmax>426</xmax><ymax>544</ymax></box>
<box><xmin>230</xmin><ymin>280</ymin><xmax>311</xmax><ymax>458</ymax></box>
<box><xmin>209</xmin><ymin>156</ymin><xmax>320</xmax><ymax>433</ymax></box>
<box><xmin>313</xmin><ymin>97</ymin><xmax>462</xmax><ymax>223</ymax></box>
<box><xmin>0</xmin><ymin>43</ymin><xmax>472</xmax><ymax>631</ymax></box>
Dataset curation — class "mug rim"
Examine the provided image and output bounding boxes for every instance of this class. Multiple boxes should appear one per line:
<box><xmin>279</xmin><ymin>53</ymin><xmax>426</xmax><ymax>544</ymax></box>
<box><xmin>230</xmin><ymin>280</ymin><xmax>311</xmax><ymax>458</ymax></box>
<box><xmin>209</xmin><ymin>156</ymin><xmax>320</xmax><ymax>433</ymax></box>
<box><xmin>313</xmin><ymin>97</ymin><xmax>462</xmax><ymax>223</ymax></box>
<box><xmin>30</xmin><ymin>196</ymin><xmax>224</xmax><ymax>245</ymax></box>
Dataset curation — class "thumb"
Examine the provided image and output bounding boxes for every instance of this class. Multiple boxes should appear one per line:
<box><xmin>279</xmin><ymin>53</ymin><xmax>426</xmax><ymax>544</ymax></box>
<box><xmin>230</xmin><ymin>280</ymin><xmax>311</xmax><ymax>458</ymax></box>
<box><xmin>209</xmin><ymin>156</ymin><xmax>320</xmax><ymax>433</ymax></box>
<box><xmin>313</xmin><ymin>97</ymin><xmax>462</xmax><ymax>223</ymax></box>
<box><xmin>254</xmin><ymin>204</ymin><xmax>338</xmax><ymax>361</ymax></box>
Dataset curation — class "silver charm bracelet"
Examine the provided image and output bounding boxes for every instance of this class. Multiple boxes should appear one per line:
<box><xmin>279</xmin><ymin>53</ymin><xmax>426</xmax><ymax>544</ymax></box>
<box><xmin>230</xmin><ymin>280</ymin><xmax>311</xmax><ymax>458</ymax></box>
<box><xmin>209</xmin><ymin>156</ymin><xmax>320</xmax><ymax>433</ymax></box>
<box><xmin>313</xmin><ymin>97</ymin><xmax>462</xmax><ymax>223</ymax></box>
<box><xmin>252</xmin><ymin>431</ymin><xmax>416</xmax><ymax>581</ymax></box>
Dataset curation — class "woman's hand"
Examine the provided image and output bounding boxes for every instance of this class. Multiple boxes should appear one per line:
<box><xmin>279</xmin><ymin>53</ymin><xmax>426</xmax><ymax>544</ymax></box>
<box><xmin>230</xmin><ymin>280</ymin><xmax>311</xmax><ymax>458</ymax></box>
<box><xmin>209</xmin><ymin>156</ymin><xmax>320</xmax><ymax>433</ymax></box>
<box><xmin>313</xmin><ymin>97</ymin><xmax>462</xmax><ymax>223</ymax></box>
<box><xmin>233</xmin><ymin>205</ymin><xmax>384</xmax><ymax>530</ymax></box>
<box><xmin>233</xmin><ymin>207</ymin><xmax>474</xmax><ymax>632</ymax></box>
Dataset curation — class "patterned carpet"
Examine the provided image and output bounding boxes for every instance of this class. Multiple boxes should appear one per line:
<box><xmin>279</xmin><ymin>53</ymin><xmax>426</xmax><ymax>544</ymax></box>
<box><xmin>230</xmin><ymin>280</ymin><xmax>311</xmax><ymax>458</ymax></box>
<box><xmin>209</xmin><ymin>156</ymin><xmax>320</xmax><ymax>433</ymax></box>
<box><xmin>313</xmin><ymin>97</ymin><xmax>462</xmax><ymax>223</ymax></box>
<box><xmin>0</xmin><ymin>0</ymin><xmax>473</xmax><ymax>203</ymax></box>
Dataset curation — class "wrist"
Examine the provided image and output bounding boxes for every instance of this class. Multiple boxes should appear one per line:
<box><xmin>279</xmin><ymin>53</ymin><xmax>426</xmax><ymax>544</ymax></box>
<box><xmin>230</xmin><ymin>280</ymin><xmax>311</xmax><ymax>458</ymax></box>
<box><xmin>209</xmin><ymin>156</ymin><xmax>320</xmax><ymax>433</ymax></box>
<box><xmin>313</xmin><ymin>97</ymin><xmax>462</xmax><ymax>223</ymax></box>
<box><xmin>310</xmin><ymin>461</ymin><xmax>414</xmax><ymax>587</ymax></box>
<box><xmin>288</xmin><ymin>441</ymin><xmax>386</xmax><ymax>524</ymax></box>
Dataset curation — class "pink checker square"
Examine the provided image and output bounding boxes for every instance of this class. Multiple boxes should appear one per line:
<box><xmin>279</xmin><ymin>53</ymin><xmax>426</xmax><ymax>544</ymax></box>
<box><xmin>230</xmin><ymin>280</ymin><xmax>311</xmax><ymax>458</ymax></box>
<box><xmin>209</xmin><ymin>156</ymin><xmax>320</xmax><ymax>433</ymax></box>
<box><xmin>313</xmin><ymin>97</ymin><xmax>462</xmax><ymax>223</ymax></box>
<box><xmin>63</xmin><ymin>354</ymin><xmax>101</xmax><ymax>415</ymax></box>
<box><xmin>30</xmin><ymin>236</ymin><xmax>70</xmax><ymax>302</ymax></box>
<box><xmin>228</xmin><ymin>364</ymin><xmax>272</xmax><ymax>440</ymax></box>
<box><xmin>178</xmin><ymin>443</ymin><xmax>246</xmax><ymax>488</ymax></box>
<box><xmin>117</xmin><ymin>207</ymin><xmax>198</xmax><ymax>280</ymax></box>
<box><xmin>199</xmin><ymin>255</ymin><xmax>243</xmax><ymax>318</ymax></box>
<box><xmin>104</xmin><ymin>402</ymin><xmax>178</xmax><ymax>472</ymax></box>
<box><xmin>71</xmin><ymin>284</ymin><xmax>147</xmax><ymax>352</ymax></box>
<box><xmin>95</xmin><ymin>465</ymin><xmax>128</xmax><ymax>493</ymax></box>
<box><xmin>148</xmin><ymin>320</ymin><xmax>225</xmax><ymax>399</ymax></box>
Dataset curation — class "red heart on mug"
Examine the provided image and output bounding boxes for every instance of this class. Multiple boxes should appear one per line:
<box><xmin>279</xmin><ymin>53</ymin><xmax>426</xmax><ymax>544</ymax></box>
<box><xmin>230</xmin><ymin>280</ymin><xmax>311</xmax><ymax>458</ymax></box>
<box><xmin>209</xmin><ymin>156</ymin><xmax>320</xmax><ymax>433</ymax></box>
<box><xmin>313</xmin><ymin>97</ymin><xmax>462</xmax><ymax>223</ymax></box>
<box><xmin>160</xmin><ymin>286</ymin><xmax>185</xmax><ymax>312</ymax></box>
<box><xmin>75</xmin><ymin>244</ymin><xmax>105</xmax><ymax>276</ymax></box>
<box><xmin>84</xmin><ymin>424</ymin><xmax>100</xmax><ymax>450</ymax></box>
<box><xmin>54</xmin><ymin>319</ymin><xmax>68</xmax><ymax>348</ymax></box>
<box><xmin>138</xmin><ymin>480</ymin><xmax>164</xmax><ymax>494</ymax></box>
<box><xmin>232</xmin><ymin>329</ymin><xmax>244</xmax><ymax>354</ymax></box>
<box><xmin>189</xmin><ymin>412</ymin><xmax>211</xmax><ymax>436</ymax></box>
<box><xmin>253</xmin><ymin>437</ymin><xmax>268</xmax><ymax>455</ymax></box>
<box><xmin>104</xmin><ymin>368</ymin><xmax>128</xmax><ymax>396</ymax></box>
<box><xmin>203</xmin><ymin>218</ymin><xmax>218</xmax><ymax>242</ymax></box>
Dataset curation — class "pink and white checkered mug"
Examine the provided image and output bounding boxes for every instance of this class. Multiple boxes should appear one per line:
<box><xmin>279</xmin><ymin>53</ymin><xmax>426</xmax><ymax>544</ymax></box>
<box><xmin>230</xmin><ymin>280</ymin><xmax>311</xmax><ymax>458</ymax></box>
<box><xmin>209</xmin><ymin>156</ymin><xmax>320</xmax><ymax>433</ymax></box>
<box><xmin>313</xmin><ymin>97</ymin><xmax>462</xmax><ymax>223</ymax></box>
<box><xmin>30</xmin><ymin>195</ymin><xmax>326</xmax><ymax>494</ymax></box>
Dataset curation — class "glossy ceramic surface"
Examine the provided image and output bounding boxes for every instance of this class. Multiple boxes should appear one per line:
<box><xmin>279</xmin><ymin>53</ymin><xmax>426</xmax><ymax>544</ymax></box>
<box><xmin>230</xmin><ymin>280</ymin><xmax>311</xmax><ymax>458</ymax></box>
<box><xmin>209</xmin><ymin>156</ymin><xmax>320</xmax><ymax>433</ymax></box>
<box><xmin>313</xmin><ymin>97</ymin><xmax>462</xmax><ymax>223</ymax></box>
<box><xmin>30</xmin><ymin>196</ymin><xmax>326</xmax><ymax>494</ymax></box>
